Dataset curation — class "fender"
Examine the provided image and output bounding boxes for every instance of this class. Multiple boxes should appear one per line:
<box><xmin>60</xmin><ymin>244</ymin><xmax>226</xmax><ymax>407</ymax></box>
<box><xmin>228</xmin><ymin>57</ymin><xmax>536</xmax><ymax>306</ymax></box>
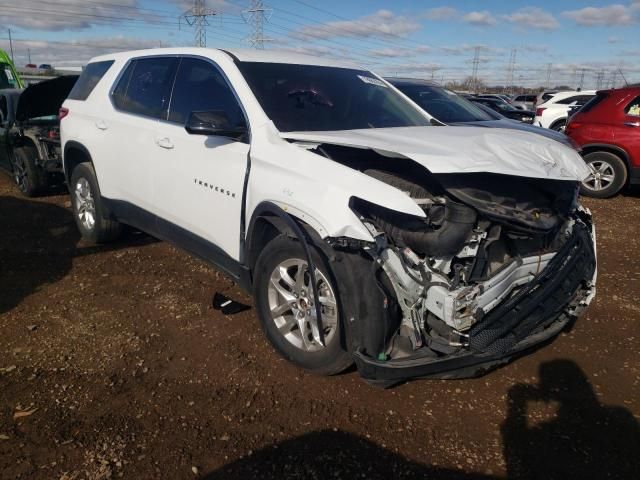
<box><xmin>244</xmin><ymin>201</ymin><xmax>326</xmax><ymax>343</ymax></box>
<box><xmin>581</xmin><ymin>143</ymin><xmax>631</xmax><ymax>168</ymax></box>
<box><xmin>63</xmin><ymin>140</ymin><xmax>93</xmax><ymax>183</ymax></box>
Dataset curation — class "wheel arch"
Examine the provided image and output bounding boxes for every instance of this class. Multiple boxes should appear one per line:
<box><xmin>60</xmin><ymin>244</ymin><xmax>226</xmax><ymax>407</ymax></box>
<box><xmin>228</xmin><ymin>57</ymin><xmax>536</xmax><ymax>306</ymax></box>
<box><xmin>581</xmin><ymin>143</ymin><xmax>631</xmax><ymax>180</ymax></box>
<box><xmin>63</xmin><ymin>141</ymin><xmax>93</xmax><ymax>185</ymax></box>
<box><xmin>549</xmin><ymin>117</ymin><xmax>567</xmax><ymax>130</ymax></box>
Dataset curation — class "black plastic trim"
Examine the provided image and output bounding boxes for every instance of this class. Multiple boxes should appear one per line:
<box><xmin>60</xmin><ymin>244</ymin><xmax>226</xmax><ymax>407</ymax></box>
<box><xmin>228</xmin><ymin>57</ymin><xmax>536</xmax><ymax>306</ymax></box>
<box><xmin>102</xmin><ymin>197</ymin><xmax>249</xmax><ymax>286</ymax></box>
<box><xmin>629</xmin><ymin>166</ymin><xmax>640</xmax><ymax>185</ymax></box>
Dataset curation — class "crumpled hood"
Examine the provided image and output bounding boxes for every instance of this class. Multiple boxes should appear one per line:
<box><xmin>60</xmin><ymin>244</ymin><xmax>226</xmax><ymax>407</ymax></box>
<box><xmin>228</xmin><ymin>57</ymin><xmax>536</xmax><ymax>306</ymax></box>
<box><xmin>281</xmin><ymin>126</ymin><xmax>590</xmax><ymax>181</ymax></box>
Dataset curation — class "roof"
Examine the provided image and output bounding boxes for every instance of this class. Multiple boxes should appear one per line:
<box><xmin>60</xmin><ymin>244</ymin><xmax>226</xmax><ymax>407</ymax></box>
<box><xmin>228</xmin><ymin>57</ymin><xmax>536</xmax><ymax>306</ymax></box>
<box><xmin>385</xmin><ymin>77</ymin><xmax>441</xmax><ymax>87</ymax></box>
<box><xmin>546</xmin><ymin>90</ymin><xmax>597</xmax><ymax>102</ymax></box>
<box><xmin>89</xmin><ymin>47</ymin><xmax>361</xmax><ymax>69</ymax></box>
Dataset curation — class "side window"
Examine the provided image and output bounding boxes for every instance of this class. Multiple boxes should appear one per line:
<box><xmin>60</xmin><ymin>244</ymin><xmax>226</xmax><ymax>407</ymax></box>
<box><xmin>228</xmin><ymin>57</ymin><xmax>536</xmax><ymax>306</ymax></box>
<box><xmin>168</xmin><ymin>57</ymin><xmax>246</xmax><ymax>127</ymax></box>
<box><xmin>625</xmin><ymin>96</ymin><xmax>640</xmax><ymax>117</ymax></box>
<box><xmin>526</xmin><ymin>95</ymin><xmax>537</xmax><ymax>102</ymax></box>
<box><xmin>112</xmin><ymin>57</ymin><xmax>178</xmax><ymax>119</ymax></box>
<box><xmin>557</xmin><ymin>95</ymin><xmax>579</xmax><ymax>105</ymax></box>
<box><xmin>515</xmin><ymin>96</ymin><xmax>525</xmax><ymax>102</ymax></box>
<box><xmin>67</xmin><ymin>60</ymin><xmax>114</xmax><ymax>100</ymax></box>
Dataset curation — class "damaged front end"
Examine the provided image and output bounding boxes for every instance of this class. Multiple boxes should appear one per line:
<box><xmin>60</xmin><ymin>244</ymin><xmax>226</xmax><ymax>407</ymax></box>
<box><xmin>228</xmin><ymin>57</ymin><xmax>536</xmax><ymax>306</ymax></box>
<box><xmin>323</xmin><ymin>154</ymin><xmax>597</xmax><ymax>386</ymax></box>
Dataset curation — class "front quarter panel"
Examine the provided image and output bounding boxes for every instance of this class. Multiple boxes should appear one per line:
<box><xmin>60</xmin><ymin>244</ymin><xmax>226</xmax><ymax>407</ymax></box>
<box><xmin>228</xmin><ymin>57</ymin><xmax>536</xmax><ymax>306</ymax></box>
<box><xmin>246</xmin><ymin>123</ymin><xmax>426</xmax><ymax>242</ymax></box>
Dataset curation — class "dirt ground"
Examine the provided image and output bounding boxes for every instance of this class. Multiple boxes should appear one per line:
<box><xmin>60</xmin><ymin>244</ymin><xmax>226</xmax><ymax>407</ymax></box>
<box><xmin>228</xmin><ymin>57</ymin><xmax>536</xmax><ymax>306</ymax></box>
<box><xmin>0</xmin><ymin>172</ymin><xmax>638</xmax><ymax>480</ymax></box>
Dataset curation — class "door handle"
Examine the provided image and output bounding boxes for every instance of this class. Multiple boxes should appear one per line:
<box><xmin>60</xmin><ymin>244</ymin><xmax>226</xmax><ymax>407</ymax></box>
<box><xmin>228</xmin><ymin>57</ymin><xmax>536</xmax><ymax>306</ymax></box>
<box><xmin>623</xmin><ymin>121</ymin><xmax>640</xmax><ymax>128</ymax></box>
<box><xmin>95</xmin><ymin>120</ymin><xmax>108</xmax><ymax>130</ymax></box>
<box><xmin>155</xmin><ymin>137</ymin><xmax>174</xmax><ymax>149</ymax></box>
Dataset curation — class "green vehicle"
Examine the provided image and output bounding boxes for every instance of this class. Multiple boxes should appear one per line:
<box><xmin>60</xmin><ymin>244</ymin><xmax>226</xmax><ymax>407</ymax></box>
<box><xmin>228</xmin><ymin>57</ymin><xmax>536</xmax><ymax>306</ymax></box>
<box><xmin>0</xmin><ymin>49</ymin><xmax>23</xmax><ymax>89</ymax></box>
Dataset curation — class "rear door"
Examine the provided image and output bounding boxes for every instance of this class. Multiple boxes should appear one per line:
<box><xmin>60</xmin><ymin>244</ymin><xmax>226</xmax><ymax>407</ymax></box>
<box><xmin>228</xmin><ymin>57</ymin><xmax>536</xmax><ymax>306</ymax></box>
<box><xmin>152</xmin><ymin>56</ymin><xmax>250</xmax><ymax>262</ymax></box>
<box><xmin>104</xmin><ymin>56</ymin><xmax>178</xmax><ymax>217</ymax></box>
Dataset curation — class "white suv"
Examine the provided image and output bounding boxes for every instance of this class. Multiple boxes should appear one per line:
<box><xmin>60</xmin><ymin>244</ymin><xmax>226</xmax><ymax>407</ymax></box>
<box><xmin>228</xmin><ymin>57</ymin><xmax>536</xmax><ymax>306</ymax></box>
<box><xmin>61</xmin><ymin>48</ymin><xmax>596</xmax><ymax>386</ymax></box>
<box><xmin>534</xmin><ymin>90</ymin><xmax>596</xmax><ymax>131</ymax></box>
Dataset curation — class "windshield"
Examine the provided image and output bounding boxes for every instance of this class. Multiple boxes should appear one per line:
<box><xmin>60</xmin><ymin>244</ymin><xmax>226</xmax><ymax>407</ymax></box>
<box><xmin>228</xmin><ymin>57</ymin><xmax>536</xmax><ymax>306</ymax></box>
<box><xmin>236</xmin><ymin>62</ymin><xmax>429</xmax><ymax>132</ymax></box>
<box><xmin>495</xmin><ymin>101</ymin><xmax>518</xmax><ymax>112</ymax></box>
<box><xmin>397</xmin><ymin>84</ymin><xmax>493</xmax><ymax>123</ymax></box>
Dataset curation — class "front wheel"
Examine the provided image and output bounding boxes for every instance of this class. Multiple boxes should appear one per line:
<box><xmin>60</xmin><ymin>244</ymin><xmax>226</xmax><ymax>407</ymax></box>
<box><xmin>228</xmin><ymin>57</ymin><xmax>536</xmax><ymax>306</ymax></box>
<box><xmin>70</xmin><ymin>162</ymin><xmax>122</xmax><ymax>243</ymax></box>
<box><xmin>550</xmin><ymin>119</ymin><xmax>566</xmax><ymax>132</ymax></box>
<box><xmin>580</xmin><ymin>151</ymin><xmax>627</xmax><ymax>198</ymax></box>
<box><xmin>253</xmin><ymin>235</ymin><xmax>352</xmax><ymax>375</ymax></box>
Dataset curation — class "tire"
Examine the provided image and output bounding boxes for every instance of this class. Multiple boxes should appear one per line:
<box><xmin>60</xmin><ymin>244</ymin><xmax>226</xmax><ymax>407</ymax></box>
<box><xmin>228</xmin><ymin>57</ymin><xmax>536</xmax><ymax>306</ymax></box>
<box><xmin>550</xmin><ymin>119</ymin><xmax>566</xmax><ymax>132</ymax></box>
<box><xmin>69</xmin><ymin>162</ymin><xmax>122</xmax><ymax>243</ymax></box>
<box><xmin>579</xmin><ymin>151</ymin><xmax>627</xmax><ymax>199</ymax></box>
<box><xmin>253</xmin><ymin>235</ymin><xmax>353</xmax><ymax>375</ymax></box>
<box><xmin>10</xmin><ymin>145</ymin><xmax>47</xmax><ymax>197</ymax></box>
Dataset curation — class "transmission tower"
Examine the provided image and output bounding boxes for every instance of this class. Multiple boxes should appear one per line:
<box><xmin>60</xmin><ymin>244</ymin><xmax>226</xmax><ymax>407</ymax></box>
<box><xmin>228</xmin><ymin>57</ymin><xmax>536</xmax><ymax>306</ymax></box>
<box><xmin>545</xmin><ymin>63</ymin><xmax>552</xmax><ymax>89</ymax></box>
<box><xmin>470</xmin><ymin>46</ymin><xmax>481</xmax><ymax>93</ymax></box>
<box><xmin>609</xmin><ymin>70</ymin><xmax>618</xmax><ymax>89</ymax></box>
<box><xmin>578</xmin><ymin>68</ymin><xmax>586</xmax><ymax>90</ymax></box>
<box><xmin>595</xmin><ymin>70</ymin><xmax>605</xmax><ymax>90</ymax></box>
<box><xmin>243</xmin><ymin>0</ymin><xmax>272</xmax><ymax>49</ymax></box>
<box><xmin>505</xmin><ymin>48</ymin><xmax>516</xmax><ymax>94</ymax></box>
<box><xmin>180</xmin><ymin>0</ymin><xmax>217</xmax><ymax>48</ymax></box>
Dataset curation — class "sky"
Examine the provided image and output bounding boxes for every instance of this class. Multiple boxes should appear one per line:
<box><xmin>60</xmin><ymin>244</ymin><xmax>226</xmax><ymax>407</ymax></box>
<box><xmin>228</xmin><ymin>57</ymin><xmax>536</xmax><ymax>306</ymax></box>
<box><xmin>1</xmin><ymin>0</ymin><xmax>639</xmax><ymax>89</ymax></box>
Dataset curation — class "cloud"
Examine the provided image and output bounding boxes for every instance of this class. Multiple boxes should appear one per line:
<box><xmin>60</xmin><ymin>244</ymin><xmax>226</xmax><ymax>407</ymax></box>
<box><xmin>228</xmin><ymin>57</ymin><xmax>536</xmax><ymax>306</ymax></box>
<box><xmin>608</xmin><ymin>36</ymin><xmax>620</xmax><ymax>43</ymax></box>
<box><xmin>503</xmin><ymin>7</ymin><xmax>559</xmax><ymax>31</ymax></box>
<box><xmin>368</xmin><ymin>45</ymin><xmax>431</xmax><ymax>58</ymax></box>
<box><xmin>462</xmin><ymin>11</ymin><xmax>497</xmax><ymax>26</ymax></box>
<box><xmin>0</xmin><ymin>0</ymin><xmax>149</xmax><ymax>31</ymax></box>
<box><xmin>423</xmin><ymin>7</ymin><xmax>458</xmax><ymax>20</ymax></box>
<box><xmin>293</xmin><ymin>9</ymin><xmax>421</xmax><ymax>40</ymax></box>
<box><xmin>0</xmin><ymin>36</ymin><xmax>166</xmax><ymax>67</ymax></box>
<box><xmin>562</xmin><ymin>4</ymin><xmax>636</xmax><ymax>26</ymax></box>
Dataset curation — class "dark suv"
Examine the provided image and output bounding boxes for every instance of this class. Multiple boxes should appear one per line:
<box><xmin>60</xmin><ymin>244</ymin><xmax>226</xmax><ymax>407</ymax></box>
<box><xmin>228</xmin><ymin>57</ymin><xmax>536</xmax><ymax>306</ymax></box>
<box><xmin>566</xmin><ymin>87</ymin><xmax>640</xmax><ymax>198</ymax></box>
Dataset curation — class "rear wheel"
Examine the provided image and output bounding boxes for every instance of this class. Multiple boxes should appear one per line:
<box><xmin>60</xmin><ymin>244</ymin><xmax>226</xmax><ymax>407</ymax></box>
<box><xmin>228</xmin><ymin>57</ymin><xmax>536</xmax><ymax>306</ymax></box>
<box><xmin>550</xmin><ymin>119</ymin><xmax>566</xmax><ymax>132</ymax></box>
<box><xmin>253</xmin><ymin>235</ymin><xmax>352</xmax><ymax>375</ymax></box>
<box><xmin>70</xmin><ymin>162</ymin><xmax>122</xmax><ymax>243</ymax></box>
<box><xmin>11</xmin><ymin>145</ymin><xmax>47</xmax><ymax>197</ymax></box>
<box><xmin>580</xmin><ymin>151</ymin><xmax>627</xmax><ymax>198</ymax></box>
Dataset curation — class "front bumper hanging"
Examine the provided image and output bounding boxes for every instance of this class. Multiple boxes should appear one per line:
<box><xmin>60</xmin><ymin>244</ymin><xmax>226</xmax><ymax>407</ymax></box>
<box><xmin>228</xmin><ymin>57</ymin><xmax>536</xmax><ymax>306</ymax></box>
<box><xmin>354</xmin><ymin>221</ymin><xmax>597</xmax><ymax>387</ymax></box>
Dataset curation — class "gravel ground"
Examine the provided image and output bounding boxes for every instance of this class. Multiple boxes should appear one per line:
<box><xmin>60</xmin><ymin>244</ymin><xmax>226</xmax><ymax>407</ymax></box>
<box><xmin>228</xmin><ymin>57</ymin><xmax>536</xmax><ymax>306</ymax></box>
<box><xmin>0</xmin><ymin>172</ymin><xmax>638</xmax><ymax>480</ymax></box>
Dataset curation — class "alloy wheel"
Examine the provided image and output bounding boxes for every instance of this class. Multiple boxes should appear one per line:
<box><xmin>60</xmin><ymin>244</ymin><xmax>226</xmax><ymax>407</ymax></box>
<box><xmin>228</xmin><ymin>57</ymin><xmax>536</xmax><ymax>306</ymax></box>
<box><xmin>74</xmin><ymin>177</ymin><xmax>96</xmax><ymax>231</ymax></box>
<box><xmin>267</xmin><ymin>258</ymin><xmax>338</xmax><ymax>352</ymax></box>
<box><xmin>583</xmin><ymin>160</ymin><xmax>615</xmax><ymax>192</ymax></box>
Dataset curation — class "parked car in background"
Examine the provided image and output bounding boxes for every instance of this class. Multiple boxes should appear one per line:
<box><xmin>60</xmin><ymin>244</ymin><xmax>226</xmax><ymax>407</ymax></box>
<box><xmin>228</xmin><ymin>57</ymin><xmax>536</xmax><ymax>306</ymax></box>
<box><xmin>536</xmin><ymin>90</ymin><xmax>560</xmax><ymax>106</ymax></box>
<box><xmin>25</xmin><ymin>63</ymin><xmax>37</xmax><ymax>69</ymax></box>
<box><xmin>479</xmin><ymin>93</ymin><xmax>513</xmax><ymax>104</ymax></box>
<box><xmin>566</xmin><ymin>87</ymin><xmax>640</xmax><ymax>198</ymax></box>
<box><xmin>511</xmin><ymin>94</ymin><xmax>537</xmax><ymax>111</ymax></box>
<box><xmin>0</xmin><ymin>75</ymin><xmax>78</xmax><ymax>195</ymax></box>
<box><xmin>470</xmin><ymin>96</ymin><xmax>535</xmax><ymax>123</ymax></box>
<box><xmin>60</xmin><ymin>49</ymin><xmax>596</xmax><ymax>385</ymax></box>
<box><xmin>1</xmin><ymin>49</ymin><xmax>23</xmax><ymax>89</ymax></box>
<box><xmin>535</xmin><ymin>90</ymin><xmax>596</xmax><ymax>132</ymax></box>
<box><xmin>38</xmin><ymin>64</ymin><xmax>54</xmax><ymax>71</ymax></box>
<box><xmin>387</xmin><ymin>78</ymin><xmax>576</xmax><ymax>147</ymax></box>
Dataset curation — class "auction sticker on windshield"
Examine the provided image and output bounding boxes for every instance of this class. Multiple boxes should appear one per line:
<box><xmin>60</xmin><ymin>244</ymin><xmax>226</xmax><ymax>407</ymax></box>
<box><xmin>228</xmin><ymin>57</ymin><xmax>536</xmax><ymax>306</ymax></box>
<box><xmin>357</xmin><ymin>75</ymin><xmax>387</xmax><ymax>87</ymax></box>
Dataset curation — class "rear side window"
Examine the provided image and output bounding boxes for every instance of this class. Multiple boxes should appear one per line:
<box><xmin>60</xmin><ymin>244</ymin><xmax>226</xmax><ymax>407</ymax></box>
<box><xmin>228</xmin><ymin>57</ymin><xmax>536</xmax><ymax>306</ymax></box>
<box><xmin>515</xmin><ymin>96</ymin><xmax>525</xmax><ymax>101</ymax></box>
<box><xmin>557</xmin><ymin>95</ymin><xmax>594</xmax><ymax>105</ymax></box>
<box><xmin>168</xmin><ymin>57</ymin><xmax>246</xmax><ymax>127</ymax></box>
<box><xmin>624</xmin><ymin>96</ymin><xmax>640</xmax><ymax>116</ymax></box>
<box><xmin>580</xmin><ymin>92</ymin><xmax>608</xmax><ymax>113</ymax></box>
<box><xmin>67</xmin><ymin>60</ymin><xmax>114</xmax><ymax>100</ymax></box>
<box><xmin>111</xmin><ymin>57</ymin><xmax>178</xmax><ymax>119</ymax></box>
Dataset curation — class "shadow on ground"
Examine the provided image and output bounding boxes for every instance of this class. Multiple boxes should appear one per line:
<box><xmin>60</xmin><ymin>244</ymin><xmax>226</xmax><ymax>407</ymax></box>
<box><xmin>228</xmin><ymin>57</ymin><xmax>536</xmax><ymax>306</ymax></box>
<box><xmin>0</xmin><ymin>195</ymin><xmax>156</xmax><ymax>314</ymax></box>
<box><xmin>204</xmin><ymin>360</ymin><xmax>639</xmax><ymax>480</ymax></box>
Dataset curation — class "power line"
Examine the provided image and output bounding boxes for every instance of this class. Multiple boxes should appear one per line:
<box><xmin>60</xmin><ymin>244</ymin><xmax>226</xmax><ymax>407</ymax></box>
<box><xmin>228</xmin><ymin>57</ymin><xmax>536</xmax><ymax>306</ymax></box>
<box><xmin>470</xmin><ymin>46</ymin><xmax>481</xmax><ymax>93</ymax></box>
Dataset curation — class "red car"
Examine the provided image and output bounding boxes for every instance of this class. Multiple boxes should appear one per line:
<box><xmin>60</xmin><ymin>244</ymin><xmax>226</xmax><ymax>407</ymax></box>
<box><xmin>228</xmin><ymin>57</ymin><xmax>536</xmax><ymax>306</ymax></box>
<box><xmin>566</xmin><ymin>87</ymin><xmax>640</xmax><ymax>198</ymax></box>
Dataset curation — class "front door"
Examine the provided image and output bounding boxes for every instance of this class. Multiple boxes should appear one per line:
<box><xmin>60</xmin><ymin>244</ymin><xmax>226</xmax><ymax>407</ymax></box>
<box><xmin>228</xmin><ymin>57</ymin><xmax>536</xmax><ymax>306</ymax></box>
<box><xmin>152</xmin><ymin>57</ymin><xmax>250</xmax><ymax>261</ymax></box>
<box><xmin>0</xmin><ymin>94</ymin><xmax>11</xmax><ymax>171</ymax></box>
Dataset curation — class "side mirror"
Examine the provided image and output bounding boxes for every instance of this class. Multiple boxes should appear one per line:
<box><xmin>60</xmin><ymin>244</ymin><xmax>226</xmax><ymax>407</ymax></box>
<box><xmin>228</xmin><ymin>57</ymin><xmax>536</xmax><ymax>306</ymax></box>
<box><xmin>185</xmin><ymin>110</ymin><xmax>247</xmax><ymax>139</ymax></box>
